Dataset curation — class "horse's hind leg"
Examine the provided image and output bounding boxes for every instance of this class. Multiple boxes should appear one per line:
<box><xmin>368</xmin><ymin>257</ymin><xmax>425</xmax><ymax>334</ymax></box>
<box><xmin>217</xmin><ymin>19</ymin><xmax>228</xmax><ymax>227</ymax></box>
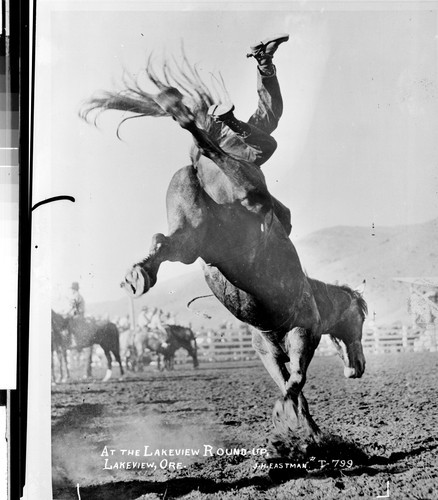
<box><xmin>113</xmin><ymin>350</ymin><xmax>124</xmax><ymax>378</ymax></box>
<box><xmin>190</xmin><ymin>346</ymin><xmax>199</xmax><ymax>369</ymax></box>
<box><xmin>122</xmin><ymin>166</ymin><xmax>208</xmax><ymax>298</ymax></box>
<box><xmin>184</xmin><ymin>338</ymin><xmax>199</xmax><ymax>369</ymax></box>
<box><xmin>166</xmin><ymin>355</ymin><xmax>175</xmax><ymax>371</ymax></box>
<box><xmin>185</xmin><ymin>346</ymin><xmax>198</xmax><ymax>369</ymax></box>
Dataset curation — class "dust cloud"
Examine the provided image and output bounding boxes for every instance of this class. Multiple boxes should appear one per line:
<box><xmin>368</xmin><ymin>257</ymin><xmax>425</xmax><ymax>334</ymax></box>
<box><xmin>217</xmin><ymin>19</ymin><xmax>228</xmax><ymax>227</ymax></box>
<box><xmin>52</xmin><ymin>406</ymin><xmax>222</xmax><ymax>486</ymax></box>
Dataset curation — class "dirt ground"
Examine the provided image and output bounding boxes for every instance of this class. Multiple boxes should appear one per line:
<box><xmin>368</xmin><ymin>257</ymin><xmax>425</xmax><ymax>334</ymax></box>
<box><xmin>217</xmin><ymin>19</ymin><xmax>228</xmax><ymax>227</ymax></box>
<box><xmin>52</xmin><ymin>352</ymin><xmax>438</xmax><ymax>500</ymax></box>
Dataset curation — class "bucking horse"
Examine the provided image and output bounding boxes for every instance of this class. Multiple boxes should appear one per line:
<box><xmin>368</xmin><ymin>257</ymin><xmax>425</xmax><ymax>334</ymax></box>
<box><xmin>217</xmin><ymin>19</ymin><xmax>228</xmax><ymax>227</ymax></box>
<box><xmin>82</xmin><ymin>53</ymin><xmax>366</xmax><ymax>446</ymax></box>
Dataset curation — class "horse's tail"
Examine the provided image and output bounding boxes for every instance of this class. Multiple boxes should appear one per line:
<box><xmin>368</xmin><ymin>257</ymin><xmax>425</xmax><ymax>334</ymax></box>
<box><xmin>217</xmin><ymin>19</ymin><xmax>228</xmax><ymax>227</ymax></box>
<box><xmin>80</xmin><ymin>50</ymin><xmax>228</xmax><ymax>141</ymax></box>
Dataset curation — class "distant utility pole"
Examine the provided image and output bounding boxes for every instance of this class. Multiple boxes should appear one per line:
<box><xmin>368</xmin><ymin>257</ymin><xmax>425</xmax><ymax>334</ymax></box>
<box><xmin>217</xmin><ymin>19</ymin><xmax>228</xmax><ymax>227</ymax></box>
<box><xmin>128</xmin><ymin>296</ymin><xmax>136</xmax><ymax>329</ymax></box>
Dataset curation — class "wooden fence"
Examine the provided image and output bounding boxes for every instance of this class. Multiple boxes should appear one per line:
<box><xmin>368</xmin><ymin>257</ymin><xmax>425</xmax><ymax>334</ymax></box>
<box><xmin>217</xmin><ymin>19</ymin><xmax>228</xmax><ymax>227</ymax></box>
<box><xmin>190</xmin><ymin>329</ymin><xmax>257</xmax><ymax>363</ymax></box>
<box><xmin>173</xmin><ymin>323</ymin><xmax>438</xmax><ymax>365</ymax></box>
<box><xmin>362</xmin><ymin>324</ymin><xmax>437</xmax><ymax>354</ymax></box>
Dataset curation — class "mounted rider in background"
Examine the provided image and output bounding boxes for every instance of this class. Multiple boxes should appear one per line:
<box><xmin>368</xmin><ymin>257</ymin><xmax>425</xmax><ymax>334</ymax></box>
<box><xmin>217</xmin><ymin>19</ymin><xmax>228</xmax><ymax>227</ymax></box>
<box><xmin>137</xmin><ymin>307</ymin><xmax>169</xmax><ymax>345</ymax></box>
<box><xmin>69</xmin><ymin>281</ymin><xmax>85</xmax><ymax>318</ymax></box>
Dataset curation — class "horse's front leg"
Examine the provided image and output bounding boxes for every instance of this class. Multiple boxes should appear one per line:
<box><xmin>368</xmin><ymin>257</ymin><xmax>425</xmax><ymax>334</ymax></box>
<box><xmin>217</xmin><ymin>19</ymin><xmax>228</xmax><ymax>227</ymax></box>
<box><xmin>275</xmin><ymin>327</ymin><xmax>322</xmax><ymax>441</ymax></box>
<box><xmin>252</xmin><ymin>330</ymin><xmax>290</xmax><ymax>396</ymax></box>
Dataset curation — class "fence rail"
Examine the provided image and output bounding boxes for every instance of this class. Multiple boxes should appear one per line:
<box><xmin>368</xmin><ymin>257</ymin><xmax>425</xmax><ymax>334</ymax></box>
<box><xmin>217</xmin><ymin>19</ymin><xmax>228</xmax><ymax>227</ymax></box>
<box><xmin>362</xmin><ymin>324</ymin><xmax>437</xmax><ymax>354</ymax></box>
<box><xmin>195</xmin><ymin>331</ymin><xmax>257</xmax><ymax>362</ymax></box>
<box><xmin>172</xmin><ymin>323</ymin><xmax>438</xmax><ymax>365</ymax></box>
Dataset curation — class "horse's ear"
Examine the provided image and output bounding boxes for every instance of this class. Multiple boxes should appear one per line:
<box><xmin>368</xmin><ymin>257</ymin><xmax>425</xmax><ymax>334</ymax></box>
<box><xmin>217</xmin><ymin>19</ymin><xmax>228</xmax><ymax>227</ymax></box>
<box><xmin>355</xmin><ymin>279</ymin><xmax>366</xmax><ymax>295</ymax></box>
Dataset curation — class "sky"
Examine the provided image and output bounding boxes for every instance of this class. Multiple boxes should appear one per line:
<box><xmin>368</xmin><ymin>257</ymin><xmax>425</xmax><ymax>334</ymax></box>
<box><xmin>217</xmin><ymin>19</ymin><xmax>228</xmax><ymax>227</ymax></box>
<box><xmin>32</xmin><ymin>1</ymin><xmax>438</xmax><ymax>309</ymax></box>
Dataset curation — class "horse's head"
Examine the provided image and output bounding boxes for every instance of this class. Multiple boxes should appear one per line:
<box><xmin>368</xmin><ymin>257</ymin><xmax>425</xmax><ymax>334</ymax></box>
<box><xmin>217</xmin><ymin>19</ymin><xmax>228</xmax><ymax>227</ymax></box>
<box><xmin>330</xmin><ymin>281</ymin><xmax>367</xmax><ymax>379</ymax></box>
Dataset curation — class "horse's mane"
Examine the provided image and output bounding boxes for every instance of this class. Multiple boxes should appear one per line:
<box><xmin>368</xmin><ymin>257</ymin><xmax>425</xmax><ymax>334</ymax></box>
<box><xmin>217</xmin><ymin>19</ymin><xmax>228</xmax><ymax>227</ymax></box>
<box><xmin>338</xmin><ymin>284</ymin><xmax>368</xmax><ymax>319</ymax></box>
<box><xmin>308</xmin><ymin>278</ymin><xmax>335</xmax><ymax>304</ymax></box>
<box><xmin>80</xmin><ymin>50</ymin><xmax>229</xmax><ymax>142</ymax></box>
<box><xmin>308</xmin><ymin>278</ymin><xmax>368</xmax><ymax>320</ymax></box>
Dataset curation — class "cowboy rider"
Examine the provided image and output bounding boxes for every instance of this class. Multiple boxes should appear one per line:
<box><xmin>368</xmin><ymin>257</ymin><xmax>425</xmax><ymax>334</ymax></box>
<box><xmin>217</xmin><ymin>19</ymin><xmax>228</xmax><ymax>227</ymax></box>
<box><xmin>137</xmin><ymin>307</ymin><xmax>169</xmax><ymax>342</ymax></box>
<box><xmin>156</xmin><ymin>34</ymin><xmax>292</xmax><ymax>234</ymax></box>
<box><xmin>69</xmin><ymin>281</ymin><xmax>85</xmax><ymax>317</ymax></box>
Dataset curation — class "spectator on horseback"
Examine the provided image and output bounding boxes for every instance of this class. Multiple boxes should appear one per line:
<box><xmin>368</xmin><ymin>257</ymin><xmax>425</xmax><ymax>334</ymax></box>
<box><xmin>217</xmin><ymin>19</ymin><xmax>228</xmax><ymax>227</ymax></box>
<box><xmin>137</xmin><ymin>307</ymin><xmax>167</xmax><ymax>340</ymax></box>
<box><xmin>148</xmin><ymin>307</ymin><xmax>161</xmax><ymax>329</ymax></box>
<box><xmin>137</xmin><ymin>306</ymin><xmax>150</xmax><ymax>330</ymax></box>
<box><xmin>69</xmin><ymin>282</ymin><xmax>85</xmax><ymax>318</ymax></box>
<box><xmin>149</xmin><ymin>308</ymin><xmax>169</xmax><ymax>344</ymax></box>
<box><xmin>118</xmin><ymin>314</ymin><xmax>131</xmax><ymax>331</ymax></box>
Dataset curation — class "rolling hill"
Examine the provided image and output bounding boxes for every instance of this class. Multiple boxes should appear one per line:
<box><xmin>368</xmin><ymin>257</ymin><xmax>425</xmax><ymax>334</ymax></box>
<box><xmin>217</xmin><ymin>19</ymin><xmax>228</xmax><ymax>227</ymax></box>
<box><xmin>87</xmin><ymin>218</ymin><xmax>438</xmax><ymax>330</ymax></box>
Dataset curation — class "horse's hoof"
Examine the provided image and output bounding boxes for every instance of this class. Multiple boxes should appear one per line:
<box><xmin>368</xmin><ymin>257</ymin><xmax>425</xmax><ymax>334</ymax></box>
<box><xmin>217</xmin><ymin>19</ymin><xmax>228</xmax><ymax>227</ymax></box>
<box><xmin>102</xmin><ymin>369</ymin><xmax>112</xmax><ymax>382</ymax></box>
<box><xmin>311</xmin><ymin>431</ymin><xmax>324</xmax><ymax>445</ymax></box>
<box><xmin>344</xmin><ymin>367</ymin><xmax>357</xmax><ymax>378</ymax></box>
<box><xmin>272</xmin><ymin>399</ymin><xmax>299</xmax><ymax>434</ymax></box>
<box><xmin>121</xmin><ymin>266</ymin><xmax>150</xmax><ymax>298</ymax></box>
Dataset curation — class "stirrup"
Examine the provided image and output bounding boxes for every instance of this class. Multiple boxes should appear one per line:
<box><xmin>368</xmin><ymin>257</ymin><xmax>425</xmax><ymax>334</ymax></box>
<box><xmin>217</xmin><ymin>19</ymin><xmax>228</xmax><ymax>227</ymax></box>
<box><xmin>246</xmin><ymin>33</ymin><xmax>290</xmax><ymax>59</ymax></box>
<box><xmin>207</xmin><ymin>102</ymin><xmax>235</xmax><ymax>122</ymax></box>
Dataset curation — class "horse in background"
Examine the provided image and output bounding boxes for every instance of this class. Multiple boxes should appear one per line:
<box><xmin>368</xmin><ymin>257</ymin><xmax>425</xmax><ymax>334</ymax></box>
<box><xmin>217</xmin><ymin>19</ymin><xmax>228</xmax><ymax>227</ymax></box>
<box><xmin>161</xmin><ymin>324</ymin><xmax>199</xmax><ymax>370</ymax></box>
<box><xmin>51</xmin><ymin>310</ymin><xmax>71</xmax><ymax>384</ymax></box>
<box><xmin>132</xmin><ymin>324</ymin><xmax>198</xmax><ymax>371</ymax></box>
<box><xmin>310</xmin><ymin>279</ymin><xmax>367</xmax><ymax>378</ymax></box>
<box><xmin>59</xmin><ymin>314</ymin><xmax>124</xmax><ymax>381</ymax></box>
<box><xmin>82</xmin><ymin>54</ymin><xmax>366</xmax><ymax>442</ymax></box>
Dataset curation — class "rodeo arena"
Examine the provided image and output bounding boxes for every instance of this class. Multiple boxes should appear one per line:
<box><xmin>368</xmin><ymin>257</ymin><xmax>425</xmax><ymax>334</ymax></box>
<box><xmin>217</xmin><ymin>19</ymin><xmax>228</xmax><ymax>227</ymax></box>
<box><xmin>50</xmin><ymin>34</ymin><xmax>438</xmax><ymax>500</ymax></box>
<box><xmin>52</xmin><ymin>280</ymin><xmax>438</xmax><ymax>382</ymax></box>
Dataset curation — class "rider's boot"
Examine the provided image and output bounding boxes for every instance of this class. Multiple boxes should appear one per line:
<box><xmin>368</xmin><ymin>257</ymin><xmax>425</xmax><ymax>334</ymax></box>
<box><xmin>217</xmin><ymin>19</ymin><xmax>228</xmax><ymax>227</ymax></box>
<box><xmin>246</xmin><ymin>33</ymin><xmax>289</xmax><ymax>76</ymax></box>
<box><xmin>208</xmin><ymin>102</ymin><xmax>252</xmax><ymax>138</ymax></box>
